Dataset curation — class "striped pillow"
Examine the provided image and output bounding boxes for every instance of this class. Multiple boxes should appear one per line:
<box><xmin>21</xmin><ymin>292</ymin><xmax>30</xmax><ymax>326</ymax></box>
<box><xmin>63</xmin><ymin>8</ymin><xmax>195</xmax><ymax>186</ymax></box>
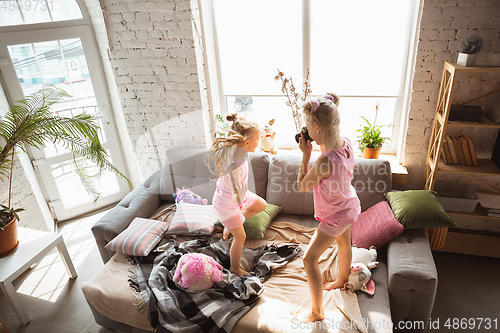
<box><xmin>105</xmin><ymin>218</ymin><xmax>168</xmax><ymax>256</ymax></box>
<box><xmin>166</xmin><ymin>202</ymin><xmax>218</xmax><ymax>235</ymax></box>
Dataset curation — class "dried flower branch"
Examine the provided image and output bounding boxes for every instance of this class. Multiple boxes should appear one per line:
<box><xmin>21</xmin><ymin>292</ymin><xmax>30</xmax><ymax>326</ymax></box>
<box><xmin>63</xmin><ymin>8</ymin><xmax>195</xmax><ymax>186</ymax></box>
<box><xmin>275</xmin><ymin>69</ymin><xmax>311</xmax><ymax>133</ymax></box>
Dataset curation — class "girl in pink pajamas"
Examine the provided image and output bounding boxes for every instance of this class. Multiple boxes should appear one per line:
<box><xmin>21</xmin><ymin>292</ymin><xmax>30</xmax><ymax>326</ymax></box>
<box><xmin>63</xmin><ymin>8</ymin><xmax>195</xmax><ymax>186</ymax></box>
<box><xmin>209</xmin><ymin>113</ymin><xmax>267</xmax><ymax>277</ymax></box>
<box><xmin>296</xmin><ymin>93</ymin><xmax>361</xmax><ymax>322</ymax></box>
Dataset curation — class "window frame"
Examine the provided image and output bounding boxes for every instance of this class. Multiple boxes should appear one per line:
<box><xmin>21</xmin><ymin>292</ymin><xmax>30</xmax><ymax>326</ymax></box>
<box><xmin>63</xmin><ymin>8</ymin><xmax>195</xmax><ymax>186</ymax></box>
<box><xmin>199</xmin><ymin>0</ymin><xmax>423</xmax><ymax>158</ymax></box>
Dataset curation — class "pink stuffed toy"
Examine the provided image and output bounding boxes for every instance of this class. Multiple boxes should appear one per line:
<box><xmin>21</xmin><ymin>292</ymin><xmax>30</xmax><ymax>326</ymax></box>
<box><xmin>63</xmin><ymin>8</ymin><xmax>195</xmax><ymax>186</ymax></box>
<box><xmin>173</xmin><ymin>253</ymin><xmax>223</xmax><ymax>291</ymax></box>
<box><xmin>173</xmin><ymin>187</ymin><xmax>208</xmax><ymax>206</ymax></box>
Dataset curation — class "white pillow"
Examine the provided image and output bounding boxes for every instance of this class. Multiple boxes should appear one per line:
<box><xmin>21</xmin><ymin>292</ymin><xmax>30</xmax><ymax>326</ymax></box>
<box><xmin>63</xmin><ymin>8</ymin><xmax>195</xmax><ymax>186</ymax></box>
<box><xmin>166</xmin><ymin>202</ymin><xmax>219</xmax><ymax>235</ymax></box>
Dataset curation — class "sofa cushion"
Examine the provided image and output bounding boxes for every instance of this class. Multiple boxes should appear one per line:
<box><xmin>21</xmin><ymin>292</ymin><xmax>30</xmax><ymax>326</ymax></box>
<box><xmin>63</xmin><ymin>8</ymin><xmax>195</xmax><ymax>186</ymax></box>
<box><xmin>166</xmin><ymin>202</ymin><xmax>219</xmax><ymax>235</ymax></box>
<box><xmin>384</xmin><ymin>190</ymin><xmax>457</xmax><ymax>229</ymax></box>
<box><xmin>351</xmin><ymin>201</ymin><xmax>404</xmax><ymax>249</ymax></box>
<box><xmin>266</xmin><ymin>155</ymin><xmax>392</xmax><ymax>216</ymax></box>
<box><xmin>243</xmin><ymin>203</ymin><xmax>282</xmax><ymax>238</ymax></box>
<box><xmin>160</xmin><ymin>148</ymin><xmax>269</xmax><ymax>204</ymax></box>
<box><xmin>104</xmin><ymin>217</ymin><xmax>168</xmax><ymax>256</ymax></box>
<box><xmin>353</xmin><ymin>158</ymin><xmax>392</xmax><ymax>212</ymax></box>
<box><xmin>266</xmin><ymin>154</ymin><xmax>315</xmax><ymax>215</ymax></box>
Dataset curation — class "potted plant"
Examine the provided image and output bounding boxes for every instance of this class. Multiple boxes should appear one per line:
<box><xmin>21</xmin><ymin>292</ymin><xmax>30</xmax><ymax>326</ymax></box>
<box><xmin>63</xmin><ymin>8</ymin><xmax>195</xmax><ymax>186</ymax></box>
<box><xmin>457</xmin><ymin>34</ymin><xmax>484</xmax><ymax>67</ymax></box>
<box><xmin>0</xmin><ymin>85</ymin><xmax>130</xmax><ymax>257</ymax></box>
<box><xmin>356</xmin><ymin>104</ymin><xmax>393</xmax><ymax>159</ymax></box>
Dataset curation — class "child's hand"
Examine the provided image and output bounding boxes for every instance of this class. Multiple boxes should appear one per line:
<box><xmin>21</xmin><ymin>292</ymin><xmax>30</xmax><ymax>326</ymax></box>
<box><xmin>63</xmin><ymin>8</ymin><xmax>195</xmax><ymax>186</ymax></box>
<box><xmin>232</xmin><ymin>180</ymin><xmax>248</xmax><ymax>205</ymax></box>
<box><xmin>299</xmin><ymin>131</ymin><xmax>313</xmax><ymax>156</ymax></box>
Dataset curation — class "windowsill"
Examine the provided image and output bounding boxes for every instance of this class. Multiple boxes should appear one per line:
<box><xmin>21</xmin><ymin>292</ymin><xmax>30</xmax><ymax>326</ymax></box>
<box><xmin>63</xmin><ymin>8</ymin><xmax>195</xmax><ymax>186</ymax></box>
<box><xmin>274</xmin><ymin>148</ymin><xmax>408</xmax><ymax>185</ymax></box>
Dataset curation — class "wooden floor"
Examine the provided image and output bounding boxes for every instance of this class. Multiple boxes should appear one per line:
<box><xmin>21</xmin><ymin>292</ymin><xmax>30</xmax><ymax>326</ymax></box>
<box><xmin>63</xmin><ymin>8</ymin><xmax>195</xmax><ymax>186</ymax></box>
<box><xmin>434</xmin><ymin>230</ymin><xmax>500</xmax><ymax>258</ymax></box>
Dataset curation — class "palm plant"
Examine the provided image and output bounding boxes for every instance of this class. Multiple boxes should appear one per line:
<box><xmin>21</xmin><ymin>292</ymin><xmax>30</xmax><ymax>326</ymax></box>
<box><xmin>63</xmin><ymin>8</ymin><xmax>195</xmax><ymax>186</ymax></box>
<box><xmin>0</xmin><ymin>85</ymin><xmax>130</xmax><ymax>228</ymax></box>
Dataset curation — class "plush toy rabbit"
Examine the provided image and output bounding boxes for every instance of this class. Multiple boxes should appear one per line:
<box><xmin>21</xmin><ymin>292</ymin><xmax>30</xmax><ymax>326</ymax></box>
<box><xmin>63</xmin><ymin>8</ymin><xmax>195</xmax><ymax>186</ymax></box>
<box><xmin>173</xmin><ymin>253</ymin><xmax>223</xmax><ymax>291</ymax></box>
<box><xmin>343</xmin><ymin>245</ymin><xmax>378</xmax><ymax>295</ymax></box>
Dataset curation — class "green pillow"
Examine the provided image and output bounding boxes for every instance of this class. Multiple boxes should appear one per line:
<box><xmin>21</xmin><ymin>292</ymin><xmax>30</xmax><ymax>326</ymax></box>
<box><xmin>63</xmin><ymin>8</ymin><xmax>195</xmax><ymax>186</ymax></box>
<box><xmin>243</xmin><ymin>204</ymin><xmax>282</xmax><ymax>238</ymax></box>
<box><xmin>216</xmin><ymin>204</ymin><xmax>282</xmax><ymax>238</ymax></box>
<box><xmin>384</xmin><ymin>190</ymin><xmax>457</xmax><ymax>229</ymax></box>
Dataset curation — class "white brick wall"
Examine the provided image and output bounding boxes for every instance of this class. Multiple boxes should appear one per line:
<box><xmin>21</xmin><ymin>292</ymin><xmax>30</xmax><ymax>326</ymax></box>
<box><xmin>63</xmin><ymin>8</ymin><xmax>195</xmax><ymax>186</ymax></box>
<box><xmin>402</xmin><ymin>0</ymin><xmax>500</xmax><ymax>190</ymax></box>
<box><xmin>98</xmin><ymin>0</ymin><xmax>208</xmax><ymax>180</ymax></box>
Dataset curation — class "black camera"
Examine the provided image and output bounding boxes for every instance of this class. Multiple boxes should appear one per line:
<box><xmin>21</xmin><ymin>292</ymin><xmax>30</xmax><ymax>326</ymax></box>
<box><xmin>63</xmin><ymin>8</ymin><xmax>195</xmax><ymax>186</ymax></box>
<box><xmin>295</xmin><ymin>127</ymin><xmax>314</xmax><ymax>144</ymax></box>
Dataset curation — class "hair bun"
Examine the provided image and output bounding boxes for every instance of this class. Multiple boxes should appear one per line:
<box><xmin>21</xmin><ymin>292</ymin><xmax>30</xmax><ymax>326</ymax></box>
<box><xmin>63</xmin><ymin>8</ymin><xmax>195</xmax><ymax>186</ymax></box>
<box><xmin>226</xmin><ymin>113</ymin><xmax>238</xmax><ymax>122</ymax></box>
<box><xmin>324</xmin><ymin>92</ymin><xmax>340</xmax><ymax>106</ymax></box>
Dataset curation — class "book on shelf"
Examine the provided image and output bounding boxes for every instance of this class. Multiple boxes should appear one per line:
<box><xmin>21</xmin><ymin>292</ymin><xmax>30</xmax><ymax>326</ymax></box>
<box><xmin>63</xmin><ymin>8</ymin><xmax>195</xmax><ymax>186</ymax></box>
<box><xmin>440</xmin><ymin>145</ymin><xmax>448</xmax><ymax>164</ymax></box>
<box><xmin>445</xmin><ymin>136</ymin><xmax>458</xmax><ymax>164</ymax></box>
<box><xmin>492</xmin><ymin>130</ymin><xmax>500</xmax><ymax>170</ymax></box>
<box><xmin>457</xmin><ymin>135</ymin><xmax>473</xmax><ymax>166</ymax></box>
<box><xmin>488</xmin><ymin>211</ymin><xmax>500</xmax><ymax>217</ymax></box>
<box><xmin>442</xmin><ymin>141</ymin><xmax>452</xmax><ymax>165</ymax></box>
<box><xmin>462</xmin><ymin>134</ymin><xmax>478</xmax><ymax>167</ymax></box>
<box><xmin>450</xmin><ymin>136</ymin><xmax>464</xmax><ymax>165</ymax></box>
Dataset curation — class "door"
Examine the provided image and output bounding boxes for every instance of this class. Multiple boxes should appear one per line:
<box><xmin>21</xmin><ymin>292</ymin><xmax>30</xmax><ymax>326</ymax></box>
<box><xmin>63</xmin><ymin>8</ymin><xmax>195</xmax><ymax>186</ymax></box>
<box><xmin>0</xmin><ymin>25</ymin><xmax>129</xmax><ymax>221</ymax></box>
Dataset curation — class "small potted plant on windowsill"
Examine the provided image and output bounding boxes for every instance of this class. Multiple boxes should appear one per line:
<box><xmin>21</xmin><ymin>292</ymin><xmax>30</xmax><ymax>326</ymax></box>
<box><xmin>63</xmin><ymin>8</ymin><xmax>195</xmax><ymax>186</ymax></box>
<box><xmin>356</xmin><ymin>104</ymin><xmax>393</xmax><ymax>159</ymax></box>
<box><xmin>0</xmin><ymin>85</ymin><xmax>130</xmax><ymax>257</ymax></box>
<box><xmin>457</xmin><ymin>34</ymin><xmax>484</xmax><ymax>67</ymax></box>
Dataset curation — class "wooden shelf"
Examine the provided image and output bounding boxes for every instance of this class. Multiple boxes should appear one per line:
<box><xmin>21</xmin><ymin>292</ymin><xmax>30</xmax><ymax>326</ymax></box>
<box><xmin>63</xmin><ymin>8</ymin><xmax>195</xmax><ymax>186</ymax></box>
<box><xmin>433</xmin><ymin>229</ymin><xmax>500</xmax><ymax>258</ymax></box>
<box><xmin>445</xmin><ymin>61</ymin><xmax>500</xmax><ymax>73</ymax></box>
<box><xmin>424</xmin><ymin>62</ymin><xmax>500</xmax><ymax>254</ymax></box>
<box><xmin>446</xmin><ymin>204</ymin><xmax>500</xmax><ymax>219</ymax></box>
<box><xmin>447</xmin><ymin>115</ymin><xmax>500</xmax><ymax>128</ymax></box>
<box><xmin>437</xmin><ymin>158</ymin><xmax>500</xmax><ymax>175</ymax></box>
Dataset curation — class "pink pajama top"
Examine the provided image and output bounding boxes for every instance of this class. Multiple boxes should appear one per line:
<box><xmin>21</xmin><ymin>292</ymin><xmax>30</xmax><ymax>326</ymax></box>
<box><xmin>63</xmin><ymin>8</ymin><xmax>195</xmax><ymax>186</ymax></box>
<box><xmin>313</xmin><ymin>138</ymin><xmax>361</xmax><ymax>227</ymax></box>
<box><xmin>212</xmin><ymin>155</ymin><xmax>249</xmax><ymax>210</ymax></box>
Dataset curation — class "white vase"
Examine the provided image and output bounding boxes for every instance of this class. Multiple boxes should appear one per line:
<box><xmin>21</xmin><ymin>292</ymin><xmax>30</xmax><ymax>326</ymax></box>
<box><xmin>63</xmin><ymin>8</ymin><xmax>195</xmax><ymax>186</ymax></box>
<box><xmin>457</xmin><ymin>53</ymin><xmax>477</xmax><ymax>67</ymax></box>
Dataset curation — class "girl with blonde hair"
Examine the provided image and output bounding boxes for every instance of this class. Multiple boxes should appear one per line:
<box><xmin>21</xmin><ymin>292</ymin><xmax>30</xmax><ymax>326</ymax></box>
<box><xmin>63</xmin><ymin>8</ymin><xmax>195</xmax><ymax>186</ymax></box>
<box><xmin>296</xmin><ymin>93</ymin><xmax>361</xmax><ymax>322</ymax></box>
<box><xmin>209</xmin><ymin>113</ymin><xmax>267</xmax><ymax>276</ymax></box>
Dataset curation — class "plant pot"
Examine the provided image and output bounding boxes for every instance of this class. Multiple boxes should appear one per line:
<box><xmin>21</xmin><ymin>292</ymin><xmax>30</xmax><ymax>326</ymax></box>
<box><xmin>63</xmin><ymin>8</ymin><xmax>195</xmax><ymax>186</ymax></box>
<box><xmin>0</xmin><ymin>217</ymin><xmax>19</xmax><ymax>257</ymax></box>
<box><xmin>457</xmin><ymin>53</ymin><xmax>477</xmax><ymax>67</ymax></box>
<box><xmin>362</xmin><ymin>147</ymin><xmax>382</xmax><ymax>159</ymax></box>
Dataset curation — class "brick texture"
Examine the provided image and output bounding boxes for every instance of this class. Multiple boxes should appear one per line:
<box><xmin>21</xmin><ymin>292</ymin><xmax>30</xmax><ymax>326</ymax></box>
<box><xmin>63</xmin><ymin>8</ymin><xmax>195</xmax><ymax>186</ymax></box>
<box><xmin>402</xmin><ymin>0</ymin><xmax>500</xmax><ymax>190</ymax></box>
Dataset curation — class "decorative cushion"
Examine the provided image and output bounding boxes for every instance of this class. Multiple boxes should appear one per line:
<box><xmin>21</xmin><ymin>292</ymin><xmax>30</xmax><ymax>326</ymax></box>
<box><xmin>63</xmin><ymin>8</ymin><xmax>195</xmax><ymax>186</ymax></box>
<box><xmin>351</xmin><ymin>201</ymin><xmax>404</xmax><ymax>249</ymax></box>
<box><xmin>166</xmin><ymin>202</ymin><xmax>218</xmax><ymax>235</ymax></box>
<box><xmin>384</xmin><ymin>190</ymin><xmax>457</xmax><ymax>229</ymax></box>
<box><xmin>244</xmin><ymin>204</ymin><xmax>282</xmax><ymax>238</ymax></box>
<box><xmin>105</xmin><ymin>217</ymin><xmax>168</xmax><ymax>256</ymax></box>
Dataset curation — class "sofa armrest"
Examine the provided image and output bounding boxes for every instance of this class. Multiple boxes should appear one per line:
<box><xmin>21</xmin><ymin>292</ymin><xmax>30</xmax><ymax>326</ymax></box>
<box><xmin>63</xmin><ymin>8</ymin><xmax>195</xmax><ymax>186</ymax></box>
<box><xmin>91</xmin><ymin>170</ymin><xmax>162</xmax><ymax>264</ymax></box>
<box><xmin>387</xmin><ymin>229</ymin><xmax>438</xmax><ymax>333</ymax></box>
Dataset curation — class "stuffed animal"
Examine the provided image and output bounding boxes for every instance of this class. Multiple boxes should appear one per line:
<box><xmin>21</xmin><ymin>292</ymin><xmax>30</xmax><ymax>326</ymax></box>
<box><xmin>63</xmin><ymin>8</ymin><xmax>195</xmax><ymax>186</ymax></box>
<box><xmin>343</xmin><ymin>245</ymin><xmax>378</xmax><ymax>295</ymax></box>
<box><xmin>173</xmin><ymin>187</ymin><xmax>208</xmax><ymax>206</ymax></box>
<box><xmin>173</xmin><ymin>253</ymin><xmax>223</xmax><ymax>291</ymax></box>
<box><xmin>260</xmin><ymin>119</ymin><xmax>277</xmax><ymax>154</ymax></box>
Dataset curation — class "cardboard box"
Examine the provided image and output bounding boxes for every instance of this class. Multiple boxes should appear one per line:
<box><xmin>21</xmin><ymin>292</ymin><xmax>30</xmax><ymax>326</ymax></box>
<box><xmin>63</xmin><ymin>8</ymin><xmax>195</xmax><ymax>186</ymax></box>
<box><xmin>434</xmin><ymin>182</ymin><xmax>479</xmax><ymax>213</ymax></box>
<box><xmin>449</xmin><ymin>105</ymin><xmax>482</xmax><ymax>123</ymax></box>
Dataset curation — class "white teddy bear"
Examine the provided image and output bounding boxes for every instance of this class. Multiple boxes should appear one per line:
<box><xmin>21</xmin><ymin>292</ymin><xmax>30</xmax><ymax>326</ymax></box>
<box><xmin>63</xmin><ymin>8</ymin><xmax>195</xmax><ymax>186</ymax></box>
<box><xmin>260</xmin><ymin>119</ymin><xmax>277</xmax><ymax>154</ymax></box>
<box><xmin>343</xmin><ymin>245</ymin><xmax>378</xmax><ymax>295</ymax></box>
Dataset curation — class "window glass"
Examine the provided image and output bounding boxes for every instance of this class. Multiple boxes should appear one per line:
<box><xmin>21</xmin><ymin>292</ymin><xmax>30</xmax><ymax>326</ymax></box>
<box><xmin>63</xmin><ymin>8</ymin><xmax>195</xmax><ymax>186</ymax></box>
<box><xmin>0</xmin><ymin>0</ymin><xmax>83</xmax><ymax>27</ymax></box>
<box><xmin>310</xmin><ymin>1</ymin><xmax>413</xmax><ymax>96</ymax></box>
<box><xmin>213</xmin><ymin>0</ymin><xmax>302</xmax><ymax>96</ymax></box>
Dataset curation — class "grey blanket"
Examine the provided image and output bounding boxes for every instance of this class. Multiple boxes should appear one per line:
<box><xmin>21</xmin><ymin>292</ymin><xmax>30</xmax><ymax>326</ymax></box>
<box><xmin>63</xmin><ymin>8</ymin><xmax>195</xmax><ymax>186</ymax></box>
<box><xmin>128</xmin><ymin>236</ymin><xmax>302</xmax><ymax>333</ymax></box>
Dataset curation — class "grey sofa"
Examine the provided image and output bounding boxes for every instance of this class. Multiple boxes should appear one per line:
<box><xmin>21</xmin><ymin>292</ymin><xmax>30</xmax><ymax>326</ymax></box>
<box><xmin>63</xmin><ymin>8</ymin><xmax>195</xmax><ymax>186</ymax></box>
<box><xmin>89</xmin><ymin>147</ymin><xmax>438</xmax><ymax>333</ymax></box>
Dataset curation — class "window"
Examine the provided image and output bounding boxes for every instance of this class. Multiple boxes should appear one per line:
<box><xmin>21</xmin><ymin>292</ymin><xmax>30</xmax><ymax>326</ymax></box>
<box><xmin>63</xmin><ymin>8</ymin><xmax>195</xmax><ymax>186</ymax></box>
<box><xmin>205</xmin><ymin>0</ymin><xmax>418</xmax><ymax>152</ymax></box>
<box><xmin>0</xmin><ymin>0</ymin><xmax>82</xmax><ymax>27</ymax></box>
<box><xmin>0</xmin><ymin>0</ymin><xmax>129</xmax><ymax>221</ymax></box>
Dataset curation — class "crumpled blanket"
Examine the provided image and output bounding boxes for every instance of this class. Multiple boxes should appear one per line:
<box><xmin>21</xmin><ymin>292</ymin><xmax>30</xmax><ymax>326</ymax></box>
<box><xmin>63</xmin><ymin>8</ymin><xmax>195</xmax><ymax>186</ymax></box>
<box><xmin>128</xmin><ymin>236</ymin><xmax>302</xmax><ymax>333</ymax></box>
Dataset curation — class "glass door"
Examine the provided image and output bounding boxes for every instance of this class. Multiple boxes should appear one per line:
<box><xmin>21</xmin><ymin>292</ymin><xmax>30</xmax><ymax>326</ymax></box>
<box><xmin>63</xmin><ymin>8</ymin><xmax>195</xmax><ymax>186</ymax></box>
<box><xmin>0</xmin><ymin>27</ymin><xmax>129</xmax><ymax>221</ymax></box>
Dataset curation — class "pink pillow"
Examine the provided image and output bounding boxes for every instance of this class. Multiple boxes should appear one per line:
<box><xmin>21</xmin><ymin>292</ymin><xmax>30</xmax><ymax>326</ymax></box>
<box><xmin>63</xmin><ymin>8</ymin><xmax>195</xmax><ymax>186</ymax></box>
<box><xmin>351</xmin><ymin>201</ymin><xmax>404</xmax><ymax>249</ymax></box>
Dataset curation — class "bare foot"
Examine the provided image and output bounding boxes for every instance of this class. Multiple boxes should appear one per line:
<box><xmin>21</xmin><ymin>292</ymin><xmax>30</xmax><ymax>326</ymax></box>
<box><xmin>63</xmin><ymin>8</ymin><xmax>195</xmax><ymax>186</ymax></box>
<box><xmin>230</xmin><ymin>267</ymin><xmax>250</xmax><ymax>277</ymax></box>
<box><xmin>223</xmin><ymin>227</ymin><xmax>230</xmax><ymax>240</ymax></box>
<box><xmin>295</xmin><ymin>310</ymin><xmax>325</xmax><ymax>322</ymax></box>
<box><xmin>323</xmin><ymin>279</ymin><xmax>347</xmax><ymax>291</ymax></box>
